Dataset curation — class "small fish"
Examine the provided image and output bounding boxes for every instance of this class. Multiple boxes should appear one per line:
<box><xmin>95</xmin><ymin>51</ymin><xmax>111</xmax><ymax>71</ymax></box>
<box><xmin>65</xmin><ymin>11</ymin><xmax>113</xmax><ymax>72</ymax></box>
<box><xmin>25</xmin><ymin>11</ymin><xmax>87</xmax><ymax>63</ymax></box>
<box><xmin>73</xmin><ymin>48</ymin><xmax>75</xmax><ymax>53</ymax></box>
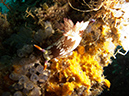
<box><xmin>34</xmin><ymin>18</ymin><xmax>89</xmax><ymax>70</ymax></box>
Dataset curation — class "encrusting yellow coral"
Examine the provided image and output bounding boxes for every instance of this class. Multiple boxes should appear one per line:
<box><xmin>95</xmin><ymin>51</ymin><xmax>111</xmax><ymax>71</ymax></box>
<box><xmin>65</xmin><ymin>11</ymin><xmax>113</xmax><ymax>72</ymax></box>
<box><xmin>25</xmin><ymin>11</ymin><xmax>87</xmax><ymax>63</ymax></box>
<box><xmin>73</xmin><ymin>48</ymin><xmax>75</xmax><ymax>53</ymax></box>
<box><xmin>48</xmin><ymin>48</ymin><xmax>109</xmax><ymax>95</ymax></box>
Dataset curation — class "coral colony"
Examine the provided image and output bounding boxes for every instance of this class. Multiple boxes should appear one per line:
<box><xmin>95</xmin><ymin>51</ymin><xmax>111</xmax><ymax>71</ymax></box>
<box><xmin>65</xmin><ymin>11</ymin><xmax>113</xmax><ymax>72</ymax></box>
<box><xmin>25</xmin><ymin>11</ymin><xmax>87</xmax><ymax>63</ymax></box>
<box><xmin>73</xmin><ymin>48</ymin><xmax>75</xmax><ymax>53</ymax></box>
<box><xmin>0</xmin><ymin>0</ymin><xmax>129</xmax><ymax>96</ymax></box>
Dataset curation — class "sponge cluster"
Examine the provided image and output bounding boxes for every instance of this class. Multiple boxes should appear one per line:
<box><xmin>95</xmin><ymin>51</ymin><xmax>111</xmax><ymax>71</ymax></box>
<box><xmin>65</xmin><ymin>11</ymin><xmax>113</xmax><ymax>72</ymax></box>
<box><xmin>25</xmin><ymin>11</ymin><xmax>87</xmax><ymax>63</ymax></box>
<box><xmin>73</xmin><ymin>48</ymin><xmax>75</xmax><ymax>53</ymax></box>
<box><xmin>9</xmin><ymin>57</ymin><xmax>51</xmax><ymax>96</ymax></box>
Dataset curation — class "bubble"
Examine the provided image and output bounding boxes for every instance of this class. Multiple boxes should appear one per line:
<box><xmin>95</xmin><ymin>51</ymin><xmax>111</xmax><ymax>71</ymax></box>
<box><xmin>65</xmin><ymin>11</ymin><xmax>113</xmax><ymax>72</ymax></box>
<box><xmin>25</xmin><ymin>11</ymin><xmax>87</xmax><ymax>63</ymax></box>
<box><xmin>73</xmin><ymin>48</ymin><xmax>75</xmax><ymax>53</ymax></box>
<box><xmin>24</xmin><ymin>81</ymin><xmax>34</xmax><ymax>90</ymax></box>
<box><xmin>9</xmin><ymin>72</ymin><xmax>20</xmax><ymax>81</ymax></box>
<box><xmin>13</xmin><ymin>91</ymin><xmax>23</xmax><ymax>96</ymax></box>
<box><xmin>30</xmin><ymin>73</ymin><xmax>39</xmax><ymax>83</ymax></box>
<box><xmin>18</xmin><ymin>75</ymin><xmax>29</xmax><ymax>85</ymax></box>
<box><xmin>36</xmin><ymin>65</ymin><xmax>44</xmax><ymax>73</ymax></box>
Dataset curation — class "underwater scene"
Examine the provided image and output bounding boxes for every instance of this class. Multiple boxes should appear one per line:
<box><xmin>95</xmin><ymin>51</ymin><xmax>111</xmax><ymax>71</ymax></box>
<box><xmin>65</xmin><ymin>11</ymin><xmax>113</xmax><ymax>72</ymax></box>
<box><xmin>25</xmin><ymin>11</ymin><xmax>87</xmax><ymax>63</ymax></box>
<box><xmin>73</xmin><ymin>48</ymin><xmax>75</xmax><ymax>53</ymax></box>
<box><xmin>0</xmin><ymin>0</ymin><xmax>129</xmax><ymax>96</ymax></box>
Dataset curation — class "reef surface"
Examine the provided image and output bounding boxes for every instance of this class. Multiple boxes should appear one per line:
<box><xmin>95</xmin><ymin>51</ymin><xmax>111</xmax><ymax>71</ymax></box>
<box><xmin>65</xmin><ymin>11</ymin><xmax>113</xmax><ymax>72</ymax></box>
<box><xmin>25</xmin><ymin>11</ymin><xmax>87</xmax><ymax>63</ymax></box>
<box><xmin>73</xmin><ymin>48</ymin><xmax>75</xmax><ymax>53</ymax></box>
<box><xmin>0</xmin><ymin>0</ymin><xmax>129</xmax><ymax>96</ymax></box>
